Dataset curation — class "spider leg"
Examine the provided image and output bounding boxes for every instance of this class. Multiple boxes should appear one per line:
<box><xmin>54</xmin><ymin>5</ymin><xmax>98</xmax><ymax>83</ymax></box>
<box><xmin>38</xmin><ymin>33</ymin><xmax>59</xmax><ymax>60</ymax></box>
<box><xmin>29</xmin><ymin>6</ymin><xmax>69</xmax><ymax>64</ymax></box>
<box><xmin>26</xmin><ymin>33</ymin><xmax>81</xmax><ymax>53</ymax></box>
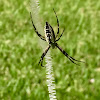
<box><xmin>30</xmin><ymin>12</ymin><xmax>46</xmax><ymax>41</ymax></box>
<box><xmin>38</xmin><ymin>45</ymin><xmax>51</xmax><ymax>67</ymax></box>
<box><xmin>55</xmin><ymin>28</ymin><xmax>65</xmax><ymax>42</ymax></box>
<box><xmin>53</xmin><ymin>8</ymin><xmax>59</xmax><ymax>38</ymax></box>
<box><xmin>55</xmin><ymin>43</ymin><xmax>83</xmax><ymax>65</ymax></box>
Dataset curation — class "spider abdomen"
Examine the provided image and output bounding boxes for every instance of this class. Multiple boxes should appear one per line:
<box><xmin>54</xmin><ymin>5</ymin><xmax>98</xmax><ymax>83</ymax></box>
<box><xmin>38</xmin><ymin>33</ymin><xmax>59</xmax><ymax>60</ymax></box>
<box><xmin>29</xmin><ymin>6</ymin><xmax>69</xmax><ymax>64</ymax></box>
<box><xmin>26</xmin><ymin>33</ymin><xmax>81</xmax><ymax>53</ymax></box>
<box><xmin>45</xmin><ymin>22</ymin><xmax>55</xmax><ymax>44</ymax></box>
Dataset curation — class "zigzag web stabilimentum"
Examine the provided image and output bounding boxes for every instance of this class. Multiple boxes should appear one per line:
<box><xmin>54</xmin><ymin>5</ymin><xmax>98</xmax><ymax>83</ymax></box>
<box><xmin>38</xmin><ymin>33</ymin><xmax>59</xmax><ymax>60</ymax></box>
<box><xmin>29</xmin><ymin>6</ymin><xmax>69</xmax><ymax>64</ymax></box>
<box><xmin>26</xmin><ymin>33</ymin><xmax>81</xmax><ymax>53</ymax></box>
<box><xmin>30</xmin><ymin>0</ymin><xmax>57</xmax><ymax>99</ymax></box>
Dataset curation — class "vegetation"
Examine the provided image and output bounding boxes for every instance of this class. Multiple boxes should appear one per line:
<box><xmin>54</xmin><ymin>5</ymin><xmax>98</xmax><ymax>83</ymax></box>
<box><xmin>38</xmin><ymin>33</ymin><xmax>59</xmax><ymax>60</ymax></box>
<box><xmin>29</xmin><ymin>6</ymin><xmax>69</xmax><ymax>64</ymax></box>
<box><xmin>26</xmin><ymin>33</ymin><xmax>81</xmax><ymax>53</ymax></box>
<box><xmin>0</xmin><ymin>0</ymin><xmax>100</xmax><ymax>100</ymax></box>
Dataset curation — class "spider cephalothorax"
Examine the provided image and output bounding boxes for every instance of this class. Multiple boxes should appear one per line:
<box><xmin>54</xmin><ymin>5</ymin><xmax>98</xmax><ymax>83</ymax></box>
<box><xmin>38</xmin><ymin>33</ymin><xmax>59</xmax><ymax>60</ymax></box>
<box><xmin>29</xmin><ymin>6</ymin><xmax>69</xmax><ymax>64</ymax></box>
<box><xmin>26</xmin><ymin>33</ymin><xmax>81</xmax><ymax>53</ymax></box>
<box><xmin>30</xmin><ymin>9</ymin><xmax>83</xmax><ymax>67</ymax></box>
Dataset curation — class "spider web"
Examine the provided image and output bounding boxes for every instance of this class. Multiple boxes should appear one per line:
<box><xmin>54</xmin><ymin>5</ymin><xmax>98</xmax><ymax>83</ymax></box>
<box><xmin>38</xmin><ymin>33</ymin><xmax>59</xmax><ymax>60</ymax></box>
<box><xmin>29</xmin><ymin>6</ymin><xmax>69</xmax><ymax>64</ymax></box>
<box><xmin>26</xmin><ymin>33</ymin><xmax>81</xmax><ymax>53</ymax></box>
<box><xmin>30</xmin><ymin>0</ymin><xmax>57</xmax><ymax>100</ymax></box>
<box><xmin>30</xmin><ymin>0</ymin><xmax>47</xmax><ymax>49</ymax></box>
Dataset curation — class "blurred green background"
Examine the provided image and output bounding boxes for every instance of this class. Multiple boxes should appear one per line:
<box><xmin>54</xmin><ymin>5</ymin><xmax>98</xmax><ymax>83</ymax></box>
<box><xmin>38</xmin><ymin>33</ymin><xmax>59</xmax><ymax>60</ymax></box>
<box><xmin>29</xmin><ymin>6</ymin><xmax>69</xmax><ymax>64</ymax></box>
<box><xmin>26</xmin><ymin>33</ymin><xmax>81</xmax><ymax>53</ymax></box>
<box><xmin>0</xmin><ymin>0</ymin><xmax>100</xmax><ymax>100</ymax></box>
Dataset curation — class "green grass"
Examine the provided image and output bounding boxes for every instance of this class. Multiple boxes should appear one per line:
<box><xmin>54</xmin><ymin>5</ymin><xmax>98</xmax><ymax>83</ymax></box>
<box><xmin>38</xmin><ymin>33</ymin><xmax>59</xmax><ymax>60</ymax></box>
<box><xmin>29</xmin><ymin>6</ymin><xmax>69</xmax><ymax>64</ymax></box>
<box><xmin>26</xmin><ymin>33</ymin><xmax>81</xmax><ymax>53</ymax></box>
<box><xmin>0</xmin><ymin>0</ymin><xmax>100</xmax><ymax>100</ymax></box>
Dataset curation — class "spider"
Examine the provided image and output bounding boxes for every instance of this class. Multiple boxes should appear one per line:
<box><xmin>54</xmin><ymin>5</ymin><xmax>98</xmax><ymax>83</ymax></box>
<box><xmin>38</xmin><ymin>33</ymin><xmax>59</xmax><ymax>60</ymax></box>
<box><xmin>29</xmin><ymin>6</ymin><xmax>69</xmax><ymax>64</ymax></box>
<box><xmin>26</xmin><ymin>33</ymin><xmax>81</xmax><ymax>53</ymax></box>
<box><xmin>30</xmin><ymin>9</ymin><xmax>83</xmax><ymax>67</ymax></box>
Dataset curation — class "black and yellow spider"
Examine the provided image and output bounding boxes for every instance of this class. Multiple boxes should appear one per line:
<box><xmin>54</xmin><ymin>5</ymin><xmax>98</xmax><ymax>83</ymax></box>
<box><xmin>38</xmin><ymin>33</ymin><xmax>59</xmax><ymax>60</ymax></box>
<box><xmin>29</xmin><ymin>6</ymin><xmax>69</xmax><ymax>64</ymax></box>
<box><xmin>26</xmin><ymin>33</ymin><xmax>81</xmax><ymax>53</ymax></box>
<box><xmin>30</xmin><ymin>9</ymin><xmax>83</xmax><ymax>67</ymax></box>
